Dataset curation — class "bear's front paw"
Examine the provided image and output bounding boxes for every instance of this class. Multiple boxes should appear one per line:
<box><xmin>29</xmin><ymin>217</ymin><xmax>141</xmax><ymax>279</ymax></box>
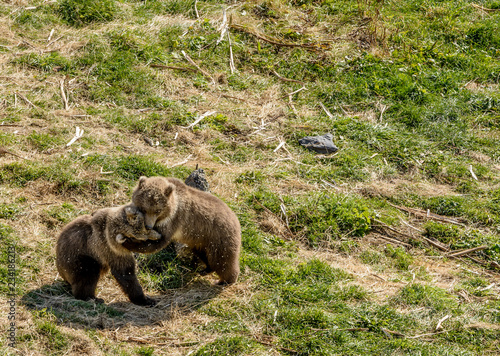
<box><xmin>133</xmin><ymin>296</ymin><xmax>157</xmax><ymax>307</ymax></box>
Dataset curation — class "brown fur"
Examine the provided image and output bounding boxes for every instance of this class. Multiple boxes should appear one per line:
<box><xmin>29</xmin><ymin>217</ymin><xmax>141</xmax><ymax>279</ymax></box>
<box><xmin>56</xmin><ymin>204</ymin><xmax>160</xmax><ymax>305</ymax></box>
<box><xmin>121</xmin><ymin>176</ymin><xmax>241</xmax><ymax>285</ymax></box>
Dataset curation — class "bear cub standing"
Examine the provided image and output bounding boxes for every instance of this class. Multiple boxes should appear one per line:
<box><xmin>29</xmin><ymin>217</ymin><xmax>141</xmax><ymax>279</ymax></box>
<box><xmin>56</xmin><ymin>204</ymin><xmax>160</xmax><ymax>305</ymax></box>
<box><xmin>122</xmin><ymin>176</ymin><xmax>241</xmax><ymax>285</ymax></box>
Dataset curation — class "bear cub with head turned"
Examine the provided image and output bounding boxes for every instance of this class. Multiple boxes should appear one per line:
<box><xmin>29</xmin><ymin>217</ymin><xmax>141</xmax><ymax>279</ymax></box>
<box><xmin>121</xmin><ymin>176</ymin><xmax>241</xmax><ymax>285</ymax></box>
<box><xmin>56</xmin><ymin>204</ymin><xmax>160</xmax><ymax>305</ymax></box>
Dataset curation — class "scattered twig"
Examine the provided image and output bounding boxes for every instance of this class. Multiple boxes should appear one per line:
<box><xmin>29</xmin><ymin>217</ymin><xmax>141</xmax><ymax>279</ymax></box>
<box><xmin>60</xmin><ymin>78</ymin><xmax>69</xmax><ymax>110</ymax></box>
<box><xmin>150</xmin><ymin>64</ymin><xmax>198</xmax><ymax>73</ymax></box>
<box><xmin>469</xmin><ymin>165</ymin><xmax>478</xmax><ymax>180</ymax></box>
<box><xmin>252</xmin><ymin>337</ymin><xmax>298</xmax><ymax>354</ymax></box>
<box><xmin>406</xmin><ymin>331</ymin><xmax>448</xmax><ymax>339</ymax></box>
<box><xmin>216</xmin><ymin>7</ymin><xmax>229</xmax><ymax>45</ymax></box>
<box><xmin>228</xmin><ymin>32</ymin><xmax>236</xmax><ymax>74</ymax></box>
<box><xmin>272</xmin><ymin>70</ymin><xmax>305</xmax><ymax>85</ymax></box>
<box><xmin>253</xmin><ymin>198</ymin><xmax>294</xmax><ymax>239</ymax></box>
<box><xmin>181</xmin><ymin>51</ymin><xmax>214</xmax><ymax>83</ymax></box>
<box><xmin>273</xmin><ymin>140</ymin><xmax>286</xmax><ymax>153</ymax></box>
<box><xmin>221</xmin><ymin>94</ymin><xmax>247</xmax><ymax>102</ymax></box>
<box><xmin>100</xmin><ymin>167</ymin><xmax>114</xmax><ymax>175</ymax></box>
<box><xmin>15</xmin><ymin>92</ymin><xmax>38</xmax><ymax>109</ymax></box>
<box><xmin>169</xmin><ymin>154</ymin><xmax>193</xmax><ymax>168</ymax></box>
<box><xmin>435</xmin><ymin>315</ymin><xmax>451</xmax><ymax>331</ymax></box>
<box><xmin>194</xmin><ymin>0</ymin><xmax>199</xmax><ymax>18</ymax></box>
<box><xmin>447</xmin><ymin>246</ymin><xmax>487</xmax><ymax>258</ymax></box>
<box><xmin>400</xmin><ymin>219</ymin><xmax>424</xmax><ymax>233</ymax></box>
<box><xmin>230</xmin><ymin>23</ymin><xmax>329</xmax><ymax>51</ymax></box>
<box><xmin>389</xmin><ymin>203</ymin><xmax>465</xmax><ymax>226</ymax></box>
<box><xmin>46</xmin><ymin>35</ymin><xmax>63</xmax><ymax>48</ymax></box>
<box><xmin>284</xmin><ymin>86</ymin><xmax>307</xmax><ymax>98</ymax></box>
<box><xmin>381</xmin><ymin>328</ymin><xmax>405</xmax><ymax>338</ymax></box>
<box><xmin>471</xmin><ymin>3</ymin><xmax>500</xmax><ymax>12</ymax></box>
<box><xmin>372</xmin><ymin>231</ymin><xmax>412</xmax><ymax>248</ymax></box>
<box><xmin>66</xmin><ymin>127</ymin><xmax>84</xmax><ymax>147</ymax></box>
<box><xmin>47</xmin><ymin>29</ymin><xmax>55</xmax><ymax>42</ymax></box>
<box><xmin>373</xmin><ymin>218</ymin><xmax>448</xmax><ymax>251</ymax></box>
<box><xmin>0</xmin><ymin>147</ymin><xmax>25</xmax><ymax>160</ymax></box>
<box><xmin>319</xmin><ymin>102</ymin><xmax>334</xmax><ymax>119</ymax></box>
<box><xmin>182</xmin><ymin>110</ymin><xmax>216</xmax><ymax>130</ymax></box>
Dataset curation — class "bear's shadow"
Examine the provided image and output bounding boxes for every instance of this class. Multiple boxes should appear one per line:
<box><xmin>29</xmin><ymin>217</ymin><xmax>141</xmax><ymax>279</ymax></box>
<box><xmin>21</xmin><ymin>248</ymin><xmax>222</xmax><ymax>330</ymax></box>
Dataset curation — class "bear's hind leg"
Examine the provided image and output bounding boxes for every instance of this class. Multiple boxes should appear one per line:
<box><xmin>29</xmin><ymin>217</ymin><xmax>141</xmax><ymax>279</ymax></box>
<box><xmin>70</xmin><ymin>256</ymin><xmax>103</xmax><ymax>302</ymax></box>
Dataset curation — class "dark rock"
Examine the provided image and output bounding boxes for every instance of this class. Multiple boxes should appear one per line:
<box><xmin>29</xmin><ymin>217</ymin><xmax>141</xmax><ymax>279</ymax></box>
<box><xmin>298</xmin><ymin>133</ymin><xmax>338</xmax><ymax>154</ymax></box>
<box><xmin>184</xmin><ymin>164</ymin><xmax>210</xmax><ymax>192</ymax></box>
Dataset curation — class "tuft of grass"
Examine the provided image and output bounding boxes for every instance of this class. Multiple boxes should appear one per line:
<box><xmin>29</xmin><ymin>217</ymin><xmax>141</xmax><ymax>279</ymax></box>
<box><xmin>57</xmin><ymin>0</ymin><xmax>117</xmax><ymax>27</ymax></box>
<box><xmin>395</xmin><ymin>283</ymin><xmax>458</xmax><ymax>312</ymax></box>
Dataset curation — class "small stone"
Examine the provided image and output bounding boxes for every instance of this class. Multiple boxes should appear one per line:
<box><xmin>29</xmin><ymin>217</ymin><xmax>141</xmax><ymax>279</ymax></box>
<box><xmin>185</xmin><ymin>165</ymin><xmax>210</xmax><ymax>192</ymax></box>
<box><xmin>298</xmin><ymin>133</ymin><xmax>338</xmax><ymax>154</ymax></box>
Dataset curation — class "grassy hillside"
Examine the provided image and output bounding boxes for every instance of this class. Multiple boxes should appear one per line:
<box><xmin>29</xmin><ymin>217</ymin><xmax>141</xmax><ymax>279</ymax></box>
<box><xmin>1</xmin><ymin>0</ymin><xmax>500</xmax><ymax>354</ymax></box>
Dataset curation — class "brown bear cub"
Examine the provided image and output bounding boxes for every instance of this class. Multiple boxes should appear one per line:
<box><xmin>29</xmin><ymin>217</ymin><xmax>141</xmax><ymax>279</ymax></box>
<box><xmin>56</xmin><ymin>204</ymin><xmax>160</xmax><ymax>306</ymax></box>
<box><xmin>121</xmin><ymin>176</ymin><xmax>241</xmax><ymax>285</ymax></box>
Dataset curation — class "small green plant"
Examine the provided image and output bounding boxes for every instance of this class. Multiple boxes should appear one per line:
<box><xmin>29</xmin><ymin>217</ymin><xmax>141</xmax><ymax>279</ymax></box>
<box><xmin>424</xmin><ymin>222</ymin><xmax>460</xmax><ymax>244</ymax></box>
<box><xmin>58</xmin><ymin>0</ymin><xmax>117</xmax><ymax>27</ymax></box>
<box><xmin>395</xmin><ymin>283</ymin><xmax>458</xmax><ymax>311</ymax></box>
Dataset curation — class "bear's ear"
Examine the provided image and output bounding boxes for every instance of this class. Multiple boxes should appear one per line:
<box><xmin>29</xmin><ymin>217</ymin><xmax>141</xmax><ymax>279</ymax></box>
<box><xmin>125</xmin><ymin>206</ymin><xmax>136</xmax><ymax>219</ymax></box>
<box><xmin>138</xmin><ymin>176</ymin><xmax>147</xmax><ymax>187</ymax></box>
<box><xmin>165</xmin><ymin>183</ymin><xmax>175</xmax><ymax>196</ymax></box>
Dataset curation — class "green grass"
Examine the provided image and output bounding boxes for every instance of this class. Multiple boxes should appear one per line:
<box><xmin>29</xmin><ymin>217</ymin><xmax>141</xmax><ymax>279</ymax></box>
<box><xmin>2</xmin><ymin>0</ymin><xmax>500</xmax><ymax>354</ymax></box>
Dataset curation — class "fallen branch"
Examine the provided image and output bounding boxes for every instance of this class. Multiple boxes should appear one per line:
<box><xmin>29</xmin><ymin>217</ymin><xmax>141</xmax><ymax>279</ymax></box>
<box><xmin>471</xmin><ymin>3</ymin><xmax>500</xmax><ymax>12</ymax></box>
<box><xmin>435</xmin><ymin>315</ymin><xmax>451</xmax><ymax>331</ymax></box>
<box><xmin>66</xmin><ymin>126</ymin><xmax>84</xmax><ymax>147</ymax></box>
<box><xmin>181</xmin><ymin>51</ymin><xmax>214</xmax><ymax>83</ymax></box>
<box><xmin>15</xmin><ymin>92</ymin><xmax>38</xmax><ymax>109</ymax></box>
<box><xmin>272</xmin><ymin>70</ymin><xmax>305</xmax><ymax>85</ymax></box>
<box><xmin>60</xmin><ymin>78</ymin><xmax>69</xmax><ymax>110</ymax></box>
<box><xmin>373</xmin><ymin>218</ymin><xmax>448</xmax><ymax>251</ymax></box>
<box><xmin>0</xmin><ymin>147</ymin><xmax>25</xmax><ymax>159</ymax></box>
<box><xmin>169</xmin><ymin>154</ymin><xmax>193</xmax><ymax>168</ymax></box>
<box><xmin>150</xmin><ymin>64</ymin><xmax>198</xmax><ymax>73</ymax></box>
<box><xmin>182</xmin><ymin>110</ymin><xmax>216</xmax><ymax>130</ymax></box>
<box><xmin>389</xmin><ymin>203</ymin><xmax>465</xmax><ymax>226</ymax></box>
<box><xmin>447</xmin><ymin>246</ymin><xmax>487</xmax><ymax>258</ymax></box>
<box><xmin>319</xmin><ymin>102</ymin><xmax>335</xmax><ymax>119</ymax></box>
<box><xmin>372</xmin><ymin>231</ymin><xmax>412</xmax><ymax>248</ymax></box>
<box><xmin>194</xmin><ymin>0</ymin><xmax>199</xmax><ymax>18</ymax></box>
<box><xmin>230</xmin><ymin>24</ymin><xmax>329</xmax><ymax>51</ymax></box>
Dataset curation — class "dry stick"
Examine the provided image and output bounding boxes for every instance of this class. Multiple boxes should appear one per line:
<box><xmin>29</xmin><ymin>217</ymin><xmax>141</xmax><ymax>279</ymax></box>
<box><xmin>372</xmin><ymin>231</ymin><xmax>412</xmax><ymax>248</ymax></box>
<box><xmin>194</xmin><ymin>0</ymin><xmax>199</xmax><ymax>18</ymax></box>
<box><xmin>60</xmin><ymin>79</ymin><xmax>69</xmax><ymax>110</ymax></box>
<box><xmin>181</xmin><ymin>51</ymin><xmax>214</xmax><ymax>84</ymax></box>
<box><xmin>406</xmin><ymin>331</ymin><xmax>448</xmax><ymax>339</ymax></box>
<box><xmin>253</xmin><ymin>198</ymin><xmax>294</xmax><ymax>239</ymax></box>
<box><xmin>435</xmin><ymin>315</ymin><xmax>451</xmax><ymax>331</ymax></box>
<box><xmin>183</xmin><ymin>110</ymin><xmax>216</xmax><ymax>130</ymax></box>
<box><xmin>228</xmin><ymin>32</ymin><xmax>236</xmax><ymax>74</ymax></box>
<box><xmin>373</xmin><ymin>218</ymin><xmax>448</xmax><ymax>251</ymax></box>
<box><xmin>447</xmin><ymin>246</ymin><xmax>487</xmax><ymax>258</ymax></box>
<box><xmin>253</xmin><ymin>338</ymin><xmax>298</xmax><ymax>354</ymax></box>
<box><xmin>221</xmin><ymin>94</ymin><xmax>247</xmax><ymax>102</ymax></box>
<box><xmin>169</xmin><ymin>154</ymin><xmax>193</xmax><ymax>168</ymax></box>
<box><xmin>272</xmin><ymin>70</ymin><xmax>305</xmax><ymax>85</ymax></box>
<box><xmin>47</xmin><ymin>28</ymin><xmax>55</xmax><ymax>42</ymax></box>
<box><xmin>15</xmin><ymin>92</ymin><xmax>38</xmax><ymax>109</ymax></box>
<box><xmin>230</xmin><ymin>24</ymin><xmax>327</xmax><ymax>50</ymax></box>
<box><xmin>389</xmin><ymin>203</ymin><xmax>465</xmax><ymax>226</ymax></box>
<box><xmin>150</xmin><ymin>64</ymin><xmax>198</xmax><ymax>73</ymax></box>
<box><xmin>46</xmin><ymin>35</ymin><xmax>63</xmax><ymax>48</ymax></box>
<box><xmin>0</xmin><ymin>147</ymin><xmax>25</xmax><ymax>159</ymax></box>
<box><xmin>472</xmin><ymin>3</ymin><xmax>500</xmax><ymax>12</ymax></box>
<box><xmin>319</xmin><ymin>102</ymin><xmax>334</xmax><ymax>119</ymax></box>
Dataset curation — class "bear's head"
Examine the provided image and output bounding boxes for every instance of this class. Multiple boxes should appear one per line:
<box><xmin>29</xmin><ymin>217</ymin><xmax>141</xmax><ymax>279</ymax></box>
<box><xmin>132</xmin><ymin>176</ymin><xmax>176</xmax><ymax>229</ymax></box>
